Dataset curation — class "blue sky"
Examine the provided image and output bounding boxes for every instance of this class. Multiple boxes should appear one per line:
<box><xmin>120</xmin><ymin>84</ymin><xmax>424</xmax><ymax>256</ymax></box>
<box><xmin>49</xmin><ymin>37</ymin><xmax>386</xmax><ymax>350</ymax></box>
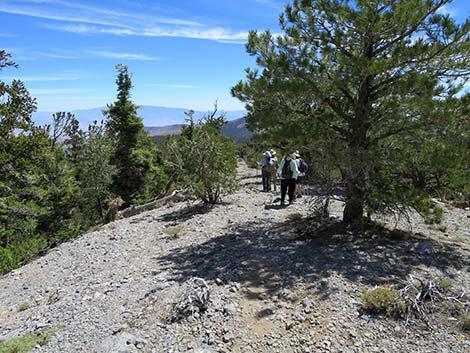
<box><xmin>1</xmin><ymin>0</ymin><xmax>469</xmax><ymax>112</ymax></box>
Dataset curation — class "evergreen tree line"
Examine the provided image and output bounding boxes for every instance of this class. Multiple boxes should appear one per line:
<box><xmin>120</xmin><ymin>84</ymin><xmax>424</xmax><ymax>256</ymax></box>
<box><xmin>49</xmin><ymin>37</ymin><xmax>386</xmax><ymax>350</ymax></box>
<box><xmin>0</xmin><ymin>52</ymin><xmax>237</xmax><ymax>274</ymax></box>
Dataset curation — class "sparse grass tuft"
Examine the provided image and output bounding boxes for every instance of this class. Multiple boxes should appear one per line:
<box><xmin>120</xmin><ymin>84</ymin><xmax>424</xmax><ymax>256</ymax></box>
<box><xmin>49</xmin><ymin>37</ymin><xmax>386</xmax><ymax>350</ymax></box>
<box><xmin>47</xmin><ymin>290</ymin><xmax>60</xmax><ymax>305</ymax></box>
<box><xmin>436</xmin><ymin>277</ymin><xmax>452</xmax><ymax>290</ymax></box>
<box><xmin>0</xmin><ymin>333</ymin><xmax>50</xmax><ymax>353</ymax></box>
<box><xmin>424</xmin><ymin>206</ymin><xmax>444</xmax><ymax>225</ymax></box>
<box><xmin>459</xmin><ymin>314</ymin><xmax>470</xmax><ymax>331</ymax></box>
<box><xmin>362</xmin><ymin>285</ymin><xmax>407</xmax><ymax>316</ymax></box>
<box><xmin>17</xmin><ymin>303</ymin><xmax>29</xmax><ymax>312</ymax></box>
<box><xmin>163</xmin><ymin>225</ymin><xmax>184</xmax><ymax>239</ymax></box>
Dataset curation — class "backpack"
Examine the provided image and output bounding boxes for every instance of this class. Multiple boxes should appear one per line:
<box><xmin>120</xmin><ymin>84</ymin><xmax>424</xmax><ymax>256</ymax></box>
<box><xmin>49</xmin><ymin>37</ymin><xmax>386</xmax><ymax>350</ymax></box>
<box><xmin>281</xmin><ymin>158</ymin><xmax>293</xmax><ymax>179</ymax></box>
<box><xmin>265</xmin><ymin>158</ymin><xmax>277</xmax><ymax>173</ymax></box>
<box><xmin>298</xmin><ymin>158</ymin><xmax>309</xmax><ymax>173</ymax></box>
<box><xmin>261</xmin><ymin>157</ymin><xmax>273</xmax><ymax>171</ymax></box>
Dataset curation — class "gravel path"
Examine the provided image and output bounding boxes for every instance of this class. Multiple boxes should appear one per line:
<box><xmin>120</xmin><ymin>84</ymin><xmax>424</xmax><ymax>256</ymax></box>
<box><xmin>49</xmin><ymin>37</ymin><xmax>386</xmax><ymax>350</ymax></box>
<box><xmin>0</xmin><ymin>161</ymin><xmax>469</xmax><ymax>352</ymax></box>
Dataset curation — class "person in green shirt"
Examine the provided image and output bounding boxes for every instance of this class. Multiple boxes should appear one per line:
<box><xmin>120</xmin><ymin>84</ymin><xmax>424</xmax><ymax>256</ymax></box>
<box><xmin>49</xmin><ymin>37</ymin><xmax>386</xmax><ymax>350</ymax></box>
<box><xmin>277</xmin><ymin>152</ymin><xmax>300</xmax><ymax>206</ymax></box>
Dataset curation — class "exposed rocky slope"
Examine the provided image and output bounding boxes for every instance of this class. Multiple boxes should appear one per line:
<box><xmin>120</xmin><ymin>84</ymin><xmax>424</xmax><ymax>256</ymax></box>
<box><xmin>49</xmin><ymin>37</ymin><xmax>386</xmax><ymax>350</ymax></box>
<box><xmin>0</xmin><ymin>162</ymin><xmax>469</xmax><ymax>353</ymax></box>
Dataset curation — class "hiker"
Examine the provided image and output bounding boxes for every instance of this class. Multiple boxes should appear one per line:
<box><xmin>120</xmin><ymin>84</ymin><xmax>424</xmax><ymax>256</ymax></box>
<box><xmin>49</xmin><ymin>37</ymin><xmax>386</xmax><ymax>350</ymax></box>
<box><xmin>294</xmin><ymin>151</ymin><xmax>309</xmax><ymax>198</ymax></box>
<box><xmin>277</xmin><ymin>152</ymin><xmax>300</xmax><ymax>206</ymax></box>
<box><xmin>259</xmin><ymin>151</ymin><xmax>273</xmax><ymax>191</ymax></box>
<box><xmin>270</xmin><ymin>149</ymin><xmax>279</xmax><ymax>191</ymax></box>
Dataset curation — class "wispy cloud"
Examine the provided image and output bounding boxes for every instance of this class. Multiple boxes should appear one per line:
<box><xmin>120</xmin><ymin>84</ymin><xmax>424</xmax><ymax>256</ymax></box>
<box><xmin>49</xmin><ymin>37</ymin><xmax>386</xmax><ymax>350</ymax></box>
<box><xmin>39</xmin><ymin>52</ymin><xmax>79</xmax><ymax>59</ymax></box>
<box><xmin>0</xmin><ymin>0</ymin><xmax>246</xmax><ymax>43</ymax></box>
<box><xmin>0</xmin><ymin>32</ymin><xmax>16</xmax><ymax>37</ymax></box>
<box><xmin>2</xmin><ymin>73</ymin><xmax>83</xmax><ymax>82</ymax></box>
<box><xmin>217</xmin><ymin>39</ymin><xmax>247</xmax><ymax>45</ymax></box>
<box><xmin>437</xmin><ymin>4</ymin><xmax>457</xmax><ymax>17</ymax></box>
<box><xmin>46</xmin><ymin>23</ymin><xmax>248</xmax><ymax>42</ymax></box>
<box><xmin>146</xmin><ymin>84</ymin><xmax>197</xmax><ymax>89</ymax></box>
<box><xmin>86</xmin><ymin>50</ymin><xmax>162</xmax><ymax>61</ymax></box>
<box><xmin>0</xmin><ymin>1</ymin><xmax>132</xmax><ymax>28</ymax></box>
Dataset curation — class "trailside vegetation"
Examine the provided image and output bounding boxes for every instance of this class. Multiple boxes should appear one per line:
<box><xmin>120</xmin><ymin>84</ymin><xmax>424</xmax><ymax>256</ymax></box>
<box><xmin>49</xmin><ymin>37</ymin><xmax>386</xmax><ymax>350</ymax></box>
<box><xmin>166</xmin><ymin>107</ymin><xmax>238</xmax><ymax>204</ymax></box>
<box><xmin>104</xmin><ymin>64</ymin><xmax>167</xmax><ymax>205</ymax></box>
<box><xmin>0</xmin><ymin>54</ymin><xmax>168</xmax><ymax>274</ymax></box>
<box><xmin>232</xmin><ymin>0</ymin><xmax>470</xmax><ymax>225</ymax></box>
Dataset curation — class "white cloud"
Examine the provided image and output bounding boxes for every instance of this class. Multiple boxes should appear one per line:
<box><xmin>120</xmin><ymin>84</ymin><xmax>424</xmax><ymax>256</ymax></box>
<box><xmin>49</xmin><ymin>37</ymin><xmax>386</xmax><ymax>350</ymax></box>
<box><xmin>0</xmin><ymin>3</ymin><xmax>133</xmax><ymax>28</ymax></box>
<box><xmin>0</xmin><ymin>0</ymin><xmax>202</xmax><ymax>28</ymax></box>
<box><xmin>40</xmin><ymin>52</ymin><xmax>79</xmax><ymax>59</ymax></box>
<box><xmin>216</xmin><ymin>39</ymin><xmax>247</xmax><ymax>45</ymax></box>
<box><xmin>47</xmin><ymin>24</ymin><xmax>248</xmax><ymax>41</ymax></box>
<box><xmin>86</xmin><ymin>50</ymin><xmax>162</xmax><ymax>61</ymax></box>
<box><xmin>437</xmin><ymin>4</ymin><xmax>457</xmax><ymax>17</ymax></box>
<box><xmin>0</xmin><ymin>0</ymin><xmax>247</xmax><ymax>43</ymax></box>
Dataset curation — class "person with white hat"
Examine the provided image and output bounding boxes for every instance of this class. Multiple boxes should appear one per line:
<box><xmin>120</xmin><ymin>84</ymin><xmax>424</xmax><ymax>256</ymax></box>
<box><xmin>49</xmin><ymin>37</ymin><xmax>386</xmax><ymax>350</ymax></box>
<box><xmin>259</xmin><ymin>151</ymin><xmax>273</xmax><ymax>191</ymax></box>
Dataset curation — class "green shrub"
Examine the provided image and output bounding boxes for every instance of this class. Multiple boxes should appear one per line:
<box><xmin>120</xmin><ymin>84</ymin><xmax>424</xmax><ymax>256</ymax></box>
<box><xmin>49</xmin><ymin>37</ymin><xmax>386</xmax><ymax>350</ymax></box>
<box><xmin>459</xmin><ymin>314</ymin><xmax>470</xmax><ymax>331</ymax></box>
<box><xmin>17</xmin><ymin>303</ymin><xmax>29</xmax><ymax>312</ymax></box>
<box><xmin>0</xmin><ymin>237</ymin><xmax>47</xmax><ymax>276</ymax></box>
<box><xmin>0</xmin><ymin>333</ymin><xmax>50</xmax><ymax>353</ymax></box>
<box><xmin>436</xmin><ymin>277</ymin><xmax>452</xmax><ymax>290</ymax></box>
<box><xmin>166</xmin><ymin>109</ymin><xmax>238</xmax><ymax>204</ymax></box>
<box><xmin>362</xmin><ymin>286</ymin><xmax>407</xmax><ymax>316</ymax></box>
<box><xmin>424</xmin><ymin>205</ymin><xmax>444</xmax><ymax>224</ymax></box>
<box><xmin>163</xmin><ymin>226</ymin><xmax>184</xmax><ymax>239</ymax></box>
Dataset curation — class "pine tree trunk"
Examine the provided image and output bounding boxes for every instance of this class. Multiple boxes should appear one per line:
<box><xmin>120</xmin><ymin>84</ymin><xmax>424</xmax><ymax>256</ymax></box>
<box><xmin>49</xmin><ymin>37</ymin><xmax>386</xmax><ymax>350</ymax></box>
<box><xmin>342</xmin><ymin>122</ymin><xmax>368</xmax><ymax>225</ymax></box>
<box><xmin>343</xmin><ymin>182</ymin><xmax>365</xmax><ymax>224</ymax></box>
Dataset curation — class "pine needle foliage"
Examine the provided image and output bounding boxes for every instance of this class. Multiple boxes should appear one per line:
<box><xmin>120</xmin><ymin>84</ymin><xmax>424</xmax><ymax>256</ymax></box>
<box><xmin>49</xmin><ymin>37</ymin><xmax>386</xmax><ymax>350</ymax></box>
<box><xmin>232</xmin><ymin>0</ymin><xmax>470</xmax><ymax>224</ymax></box>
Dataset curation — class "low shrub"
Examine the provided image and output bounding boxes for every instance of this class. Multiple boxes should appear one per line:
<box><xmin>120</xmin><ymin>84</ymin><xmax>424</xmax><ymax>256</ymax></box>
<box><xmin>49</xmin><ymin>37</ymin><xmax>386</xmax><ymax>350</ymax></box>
<box><xmin>436</xmin><ymin>277</ymin><xmax>452</xmax><ymax>291</ymax></box>
<box><xmin>0</xmin><ymin>333</ymin><xmax>50</xmax><ymax>353</ymax></box>
<box><xmin>17</xmin><ymin>303</ymin><xmax>29</xmax><ymax>312</ymax></box>
<box><xmin>163</xmin><ymin>226</ymin><xmax>184</xmax><ymax>239</ymax></box>
<box><xmin>459</xmin><ymin>315</ymin><xmax>470</xmax><ymax>331</ymax></box>
<box><xmin>362</xmin><ymin>285</ymin><xmax>407</xmax><ymax>316</ymax></box>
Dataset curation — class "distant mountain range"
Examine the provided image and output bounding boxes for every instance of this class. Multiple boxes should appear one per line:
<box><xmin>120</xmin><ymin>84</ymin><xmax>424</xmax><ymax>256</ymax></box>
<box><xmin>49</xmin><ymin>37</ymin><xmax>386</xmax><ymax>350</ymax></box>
<box><xmin>145</xmin><ymin>117</ymin><xmax>252</xmax><ymax>143</ymax></box>
<box><xmin>32</xmin><ymin>105</ymin><xmax>246</xmax><ymax>127</ymax></box>
<box><xmin>32</xmin><ymin>105</ymin><xmax>252</xmax><ymax>143</ymax></box>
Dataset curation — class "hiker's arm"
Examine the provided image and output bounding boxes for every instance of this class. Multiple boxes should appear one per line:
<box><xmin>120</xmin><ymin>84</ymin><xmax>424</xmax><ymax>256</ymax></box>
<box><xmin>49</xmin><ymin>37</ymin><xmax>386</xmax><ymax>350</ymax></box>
<box><xmin>277</xmin><ymin>159</ymin><xmax>284</xmax><ymax>176</ymax></box>
<box><xmin>291</xmin><ymin>160</ymin><xmax>300</xmax><ymax>178</ymax></box>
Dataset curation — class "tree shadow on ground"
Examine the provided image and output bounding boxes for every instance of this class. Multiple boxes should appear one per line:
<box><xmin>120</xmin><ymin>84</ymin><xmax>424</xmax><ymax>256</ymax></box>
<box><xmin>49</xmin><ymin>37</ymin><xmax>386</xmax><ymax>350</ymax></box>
<box><xmin>156</xmin><ymin>203</ymin><xmax>220</xmax><ymax>223</ymax></box>
<box><xmin>155</xmin><ymin>219</ymin><xmax>468</xmax><ymax>299</ymax></box>
<box><xmin>264</xmin><ymin>204</ymin><xmax>286</xmax><ymax>210</ymax></box>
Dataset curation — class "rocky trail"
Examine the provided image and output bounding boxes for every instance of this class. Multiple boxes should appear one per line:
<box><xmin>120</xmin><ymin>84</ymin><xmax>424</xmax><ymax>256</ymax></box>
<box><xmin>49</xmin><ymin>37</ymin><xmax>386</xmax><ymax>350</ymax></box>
<box><xmin>0</xmin><ymin>161</ymin><xmax>469</xmax><ymax>353</ymax></box>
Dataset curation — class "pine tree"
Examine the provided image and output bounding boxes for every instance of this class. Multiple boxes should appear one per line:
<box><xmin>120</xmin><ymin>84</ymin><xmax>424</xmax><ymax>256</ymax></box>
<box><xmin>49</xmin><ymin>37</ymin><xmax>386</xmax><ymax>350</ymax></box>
<box><xmin>104</xmin><ymin>64</ymin><xmax>146</xmax><ymax>204</ymax></box>
<box><xmin>232</xmin><ymin>0</ymin><xmax>470</xmax><ymax>225</ymax></box>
